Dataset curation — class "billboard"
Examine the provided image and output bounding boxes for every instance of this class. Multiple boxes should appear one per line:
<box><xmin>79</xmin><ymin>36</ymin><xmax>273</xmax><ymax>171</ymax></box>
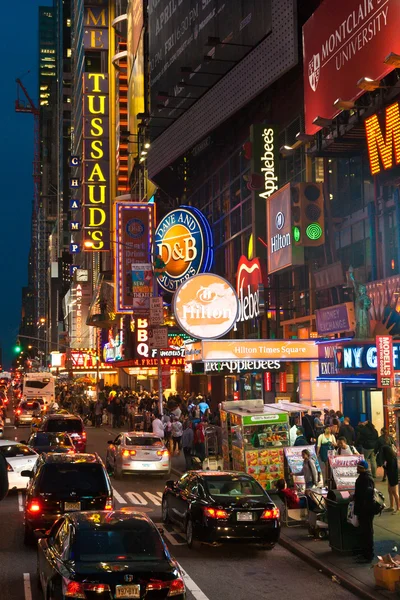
<box><xmin>82</xmin><ymin>73</ymin><xmax>110</xmax><ymax>250</ymax></box>
<box><xmin>376</xmin><ymin>335</ymin><xmax>394</xmax><ymax>388</ymax></box>
<box><xmin>114</xmin><ymin>202</ymin><xmax>154</xmax><ymax>313</ymax></box>
<box><xmin>127</xmin><ymin>0</ymin><xmax>144</xmax><ymax>76</ymax></box>
<box><xmin>365</xmin><ymin>101</ymin><xmax>400</xmax><ymax>175</ymax></box>
<box><xmin>303</xmin><ymin>0</ymin><xmax>400</xmax><ymax>134</ymax></box>
<box><xmin>185</xmin><ymin>339</ymin><xmax>318</xmax><ymax>362</ymax></box>
<box><xmin>315</xmin><ymin>302</ymin><xmax>356</xmax><ymax>336</ymax></box>
<box><xmin>266</xmin><ymin>184</ymin><xmax>304</xmax><ymax>274</ymax></box>
<box><xmin>148</xmin><ymin>1</ymin><xmax>271</xmax><ymax>112</ymax></box>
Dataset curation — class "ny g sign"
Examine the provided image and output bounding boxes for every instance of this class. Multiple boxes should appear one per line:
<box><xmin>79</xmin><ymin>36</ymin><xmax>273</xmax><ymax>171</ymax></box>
<box><xmin>155</xmin><ymin>206</ymin><xmax>213</xmax><ymax>292</ymax></box>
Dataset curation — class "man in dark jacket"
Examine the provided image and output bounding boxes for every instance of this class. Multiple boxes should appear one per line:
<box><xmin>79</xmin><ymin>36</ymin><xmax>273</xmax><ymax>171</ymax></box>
<box><xmin>354</xmin><ymin>459</ymin><xmax>375</xmax><ymax>562</ymax></box>
<box><xmin>356</xmin><ymin>421</ymin><xmax>378</xmax><ymax>477</ymax></box>
<box><xmin>338</xmin><ymin>417</ymin><xmax>356</xmax><ymax>446</ymax></box>
<box><xmin>302</xmin><ymin>413</ymin><xmax>316</xmax><ymax>443</ymax></box>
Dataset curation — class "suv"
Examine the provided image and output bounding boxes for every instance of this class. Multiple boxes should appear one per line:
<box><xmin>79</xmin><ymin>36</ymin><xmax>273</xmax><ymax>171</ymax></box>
<box><xmin>23</xmin><ymin>453</ymin><xmax>113</xmax><ymax>544</ymax></box>
<box><xmin>40</xmin><ymin>414</ymin><xmax>86</xmax><ymax>452</ymax></box>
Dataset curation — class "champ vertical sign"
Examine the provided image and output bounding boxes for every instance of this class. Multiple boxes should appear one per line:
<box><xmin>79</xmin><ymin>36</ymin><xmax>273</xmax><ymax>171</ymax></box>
<box><xmin>376</xmin><ymin>335</ymin><xmax>394</xmax><ymax>388</ymax></box>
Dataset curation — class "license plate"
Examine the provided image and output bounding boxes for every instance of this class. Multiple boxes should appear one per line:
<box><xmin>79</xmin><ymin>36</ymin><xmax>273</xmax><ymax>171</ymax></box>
<box><xmin>115</xmin><ymin>584</ymin><xmax>140</xmax><ymax>598</ymax></box>
<box><xmin>64</xmin><ymin>502</ymin><xmax>81</xmax><ymax>511</ymax></box>
<box><xmin>237</xmin><ymin>512</ymin><xmax>253</xmax><ymax>521</ymax></box>
<box><xmin>141</xmin><ymin>463</ymin><xmax>150</xmax><ymax>467</ymax></box>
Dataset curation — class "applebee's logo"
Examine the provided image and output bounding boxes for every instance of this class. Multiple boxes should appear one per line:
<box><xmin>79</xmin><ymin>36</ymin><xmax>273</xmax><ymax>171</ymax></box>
<box><xmin>308</xmin><ymin>53</ymin><xmax>320</xmax><ymax>92</ymax></box>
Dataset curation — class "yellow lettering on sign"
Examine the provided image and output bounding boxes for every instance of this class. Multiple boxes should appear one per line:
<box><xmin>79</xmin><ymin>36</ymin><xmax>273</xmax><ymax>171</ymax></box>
<box><xmin>90</xmin><ymin>118</ymin><xmax>103</xmax><ymax>136</ymax></box>
<box><xmin>88</xmin><ymin>207</ymin><xmax>106</xmax><ymax>226</ymax></box>
<box><xmin>87</xmin><ymin>95</ymin><xmax>106</xmax><ymax>114</ymax></box>
<box><xmin>365</xmin><ymin>102</ymin><xmax>400</xmax><ymax>175</ymax></box>
<box><xmin>87</xmin><ymin>185</ymin><xmax>106</xmax><ymax>204</ymax></box>
<box><xmin>91</xmin><ymin>230</ymin><xmax>104</xmax><ymax>250</ymax></box>
<box><xmin>87</xmin><ymin>73</ymin><xmax>106</xmax><ymax>93</ymax></box>
<box><xmin>90</xmin><ymin>29</ymin><xmax>105</xmax><ymax>48</ymax></box>
<box><xmin>88</xmin><ymin>163</ymin><xmax>106</xmax><ymax>182</ymax></box>
<box><xmin>86</xmin><ymin>7</ymin><xmax>106</xmax><ymax>26</ymax></box>
<box><xmin>90</xmin><ymin>140</ymin><xmax>104</xmax><ymax>159</ymax></box>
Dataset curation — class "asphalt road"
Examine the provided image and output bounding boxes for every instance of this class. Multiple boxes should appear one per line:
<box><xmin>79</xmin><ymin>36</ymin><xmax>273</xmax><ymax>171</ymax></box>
<box><xmin>0</xmin><ymin>406</ymin><xmax>359</xmax><ymax>600</ymax></box>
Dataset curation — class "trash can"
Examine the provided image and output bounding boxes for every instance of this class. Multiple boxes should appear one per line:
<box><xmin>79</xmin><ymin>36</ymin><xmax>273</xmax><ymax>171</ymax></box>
<box><xmin>326</xmin><ymin>489</ymin><xmax>363</xmax><ymax>553</ymax></box>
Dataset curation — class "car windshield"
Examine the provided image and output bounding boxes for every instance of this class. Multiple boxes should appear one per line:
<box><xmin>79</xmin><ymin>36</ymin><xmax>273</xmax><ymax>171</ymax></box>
<box><xmin>46</xmin><ymin>419</ymin><xmax>83</xmax><ymax>433</ymax></box>
<box><xmin>204</xmin><ymin>476</ymin><xmax>266</xmax><ymax>498</ymax></box>
<box><xmin>73</xmin><ymin>526</ymin><xmax>165</xmax><ymax>562</ymax></box>
<box><xmin>38</xmin><ymin>463</ymin><xmax>107</xmax><ymax>495</ymax></box>
<box><xmin>125</xmin><ymin>436</ymin><xmax>163</xmax><ymax>447</ymax></box>
<box><xmin>32</xmin><ymin>433</ymin><xmax>72</xmax><ymax>447</ymax></box>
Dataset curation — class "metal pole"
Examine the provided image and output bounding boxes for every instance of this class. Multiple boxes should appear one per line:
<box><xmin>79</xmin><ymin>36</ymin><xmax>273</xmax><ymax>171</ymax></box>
<box><xmin>153</xmin><ymin>273</ymin><xmax>163</xmax><ymax>417</ymax></box>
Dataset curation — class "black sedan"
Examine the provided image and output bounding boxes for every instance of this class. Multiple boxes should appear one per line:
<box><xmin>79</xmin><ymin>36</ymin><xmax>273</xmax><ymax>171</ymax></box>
<box><xmin>162</xmin><ymin>471</ymin><xmax>280</xmax><ymax>549</ymax></box>
<box><xmin>37</xmin><ymin>509</ymin><xmax>185</xmax><ymax>600</ymax></box>
<box><xmin>24</xmin><ymin>432</ymin><xmax>75</xmax><ymax>454</ymax></box>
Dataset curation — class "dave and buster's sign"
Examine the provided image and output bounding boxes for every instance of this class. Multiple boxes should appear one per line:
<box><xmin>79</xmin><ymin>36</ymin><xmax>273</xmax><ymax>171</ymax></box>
<box><xmin>155</xmin><ymin>206</ymin><xmax>213</xmax><ymax>292</ymax></box>
<box><xmin>303</xmin><ymin>0</ymin><xmax>400</xmax><ymax>134</ymax></box>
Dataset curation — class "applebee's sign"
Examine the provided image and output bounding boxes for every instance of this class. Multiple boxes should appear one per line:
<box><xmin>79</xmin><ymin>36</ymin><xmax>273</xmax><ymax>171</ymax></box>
<box><xmin>234</xmin><ymin>255</ymin><xmax>265</xmax><ymax>330</ymax></box>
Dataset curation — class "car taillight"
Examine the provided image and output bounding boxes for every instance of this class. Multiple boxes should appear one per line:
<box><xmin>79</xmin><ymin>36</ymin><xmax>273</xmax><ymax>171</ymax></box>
<box><xmin>6</xmin><ymin>462</ymin><xmax>13</xmax><ymax>472</ymax></box>
<box><xmin>260</xmin><ymin>507</ymin><xmax>280</xmax><ymax>520</ymax></box>
<box><xmin>157</xmin><ymin>450</ymin><xmax>170</xmax><ymax>457</ymax></box>
<box><xmin>15</xmin><ymin>409</ymin><xmax>21</xmax><ymax>415</ymax></box>
<box><xmin>27</xmin><ymin>499</ymin><xmax>41</xmax><ymax>513</ymax></box>
<box><xmin>203</xmin><ymin>507</ymin><xmax>229</xmax><ymax>519</ymax></box>
<box><xmin>168</xmin><ymin>578</ymin><xmax>185</xmax><ymax>597</ymax></box>
<box><xmin>123</xmin><ymin>449</ymin><xmax>136</xmax><ymax>457</ymax></box>
<box><xmin>65</xmin><ymin>579</ymin><xmax>111</xmax><ymax>598</ymax></box>
<box><xmin>81</xmin><ymin>431</ymin><xmax>87</xmax><ymax>440</ymax></box>
<box><xmin>105</xmin><ymin>497</ymin><xmax>113</xmax><ymax>510</ymax></box>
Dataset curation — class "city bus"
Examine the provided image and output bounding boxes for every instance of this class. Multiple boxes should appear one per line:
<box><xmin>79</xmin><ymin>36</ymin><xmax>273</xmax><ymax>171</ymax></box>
<box><xmin>22</xmin><ymin>373</ymin><xmax>56</xmax><ymax>407</ymax></box>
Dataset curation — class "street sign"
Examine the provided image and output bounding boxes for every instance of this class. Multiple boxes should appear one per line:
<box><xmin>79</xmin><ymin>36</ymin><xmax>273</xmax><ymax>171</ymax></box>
<box><xmin>150</xmin><ymin>297</ymin><xmax>164</xmax><ymax>325</ymax></box>
<box><xmin>148</xmin><ymin>327</ymin><xmax>168</xmax><ymax>349</ymax></box>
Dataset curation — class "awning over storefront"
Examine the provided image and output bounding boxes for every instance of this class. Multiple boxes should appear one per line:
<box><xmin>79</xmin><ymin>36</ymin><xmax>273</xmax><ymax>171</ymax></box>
<box><xmin>185</xmin><ymin>339</ymin><xmax>319</xmax><ymax>362</ymax></box>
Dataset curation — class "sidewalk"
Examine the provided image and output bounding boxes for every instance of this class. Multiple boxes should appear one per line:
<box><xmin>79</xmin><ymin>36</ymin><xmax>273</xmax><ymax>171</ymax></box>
<box><xmin>279</xmin><ymin>476</ymin><xmax>400</xmax><ymax>600</ymax></box>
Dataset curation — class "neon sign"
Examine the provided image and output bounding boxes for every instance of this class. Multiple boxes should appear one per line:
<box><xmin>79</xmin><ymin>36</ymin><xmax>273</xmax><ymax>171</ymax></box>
<box><xmin>82</xmin><ymin>73</ymin><xmax>110</xmax><ymax>250</ymax></box>
<box><xmin>234</xmin><ymin>255</ymin><xmax>264</xmax><ymax>330</ymax></box>
<box><xmin>365</xmin><ymin>101</ymin><xmax>400</xmax><ymax>175</ymax></box>
<box><xmin>154</xmin><ymin>206</ymin><xmax>213</xmax><ymax>292</ymax></box>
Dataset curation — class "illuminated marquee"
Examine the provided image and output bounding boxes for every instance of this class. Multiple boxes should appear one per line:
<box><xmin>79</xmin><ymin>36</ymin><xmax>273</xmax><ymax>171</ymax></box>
<box><xmin>155</xmin><ymin>206</ymin><xmax>213</xmax><ymax>292</ymax></box>
<box><xmin>82</xmin><ymin>73</ymin><xmax>110</xmax><ymax>251</ymax></box>
<box><xmin>365</xmin><ymin>101</ymin><xmax>400</xmax><ymax>175</ymax></box>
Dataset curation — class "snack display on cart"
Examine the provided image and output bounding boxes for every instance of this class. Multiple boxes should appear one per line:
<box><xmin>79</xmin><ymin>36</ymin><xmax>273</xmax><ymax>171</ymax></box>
<box><xmin>232</xmin><ymin>444</ymin><xmax>245</xmax><ymax>471</ymax></box>
<box><xmin>245</xmin><ymin>448</ymin><xmax>285</xmax><ymax>490</ymax></box>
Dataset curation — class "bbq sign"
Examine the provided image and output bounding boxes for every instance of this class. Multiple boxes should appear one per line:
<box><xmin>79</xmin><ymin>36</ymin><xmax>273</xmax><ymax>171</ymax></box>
<box><xmin>155</xmin><ymin>206</ymin><xmax>213</xmax><ymax>292</ymax></box>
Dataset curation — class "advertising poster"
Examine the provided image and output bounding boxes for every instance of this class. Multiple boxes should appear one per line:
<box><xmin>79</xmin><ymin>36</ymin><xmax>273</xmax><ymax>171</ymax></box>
<box><xmin>131</xmin><ymin>263</ymin><xmax>153</xmax><ymax>313</ymax></box>
<box><xmin>376</xmin><ymin>335</ymin><xmax>394</xmax><ymax>388</ymax></box>
<box><xmin>328</xmin><ymin>454</ymin><xmax>364</xmax><ymax>490</ymax></box>
<box><xmin>115</xmin><ymin>202</ymin><xmax>154</xmax><ymax>313</ymax></box>
<box><xmin>303</xmin><ymin>0</ymin><xmax>400</xmax><ymax>134</ymax></box>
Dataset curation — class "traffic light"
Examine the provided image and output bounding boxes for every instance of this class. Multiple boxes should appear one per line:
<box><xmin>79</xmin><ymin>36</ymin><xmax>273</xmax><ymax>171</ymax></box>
<box><xmin>14</xmin><ymin>340</ymin><xmax>21</xmax><ymax>353</ymax></box>
<box><xmin>291</xmin><ymin>182</ymin><xmax>325</xmax><ymax>246</ymax></box>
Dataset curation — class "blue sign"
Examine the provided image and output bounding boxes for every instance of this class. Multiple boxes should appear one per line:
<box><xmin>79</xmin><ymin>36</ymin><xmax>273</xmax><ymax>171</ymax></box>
<box><xmin>70</xmin><ymin>221</ymin><xmax>81</xmax><ymax>231</ymax></box>
<box><xmin>69</xmin><ymin>156</ymin><xmax>80</xmax><ymax>167</ymax></box>
<box><xmin>70</xmin><ymin>178</ymin><xmax>80</xmax><ymax>188</ymax></box>
<box><xmin>70</xmin><ymin>265</ymin><xmax>78</xmax><ymax>276</ymax></box>
<box><xmin>334</xmin><ymin>343</ymin><xmax>400</xmax><ymax>371</ymax></box>
<box><xmin>70</xmin><ymin>243</ymin><xmax>80</xmax><ymax>254</ymax></box>
<box><xmin>154</xmin><ymin>206</ymin><xmax>213</xmax><ymax>292</ymax></box>
<box><xmin>70</xmin><ymin>199</ymin><xmax>80</xmax><ymax>210</ymax></box>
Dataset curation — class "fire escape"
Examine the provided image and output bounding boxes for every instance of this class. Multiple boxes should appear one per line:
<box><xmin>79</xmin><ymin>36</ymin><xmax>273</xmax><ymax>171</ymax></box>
<box><xmin>15</xmin><ymin>78</ymin><xmax>46</xmax><ymax>344</ymax></box>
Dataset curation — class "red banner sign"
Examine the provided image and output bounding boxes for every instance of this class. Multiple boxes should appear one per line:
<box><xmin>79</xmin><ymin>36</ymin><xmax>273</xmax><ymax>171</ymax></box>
<box><xmin>303</xmin><ymin>0</ymin><xmax>400</xmax><ymax>134</ymax></box>
<box><xmin>376</xmin><ymin>335</ymin><xmax>394</xmax><ymax>388</ymax></box>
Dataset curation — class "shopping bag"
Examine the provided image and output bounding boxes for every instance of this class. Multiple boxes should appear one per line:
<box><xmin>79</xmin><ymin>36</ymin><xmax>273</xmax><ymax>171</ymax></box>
<box><xmin>347</xmin><ymin>501</ymin><xmax>359</xmax><ymax>527</ymax></box>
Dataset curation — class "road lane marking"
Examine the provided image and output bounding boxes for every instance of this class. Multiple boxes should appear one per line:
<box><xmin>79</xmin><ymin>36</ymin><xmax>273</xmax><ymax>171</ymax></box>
<box><xmin>143</xmin><ymin>491</ymin><xmax>163</xmax><ymax>506</ymax></box>
<box><xmin>18</xmin><ymin>492</ymin><xmax>24</xmax><ymax>512</ymax></box>
<box><xmin>112</xmin><ymin>488</ymin><xmax>127</xmax><ymax>504</ymax></box>
<box><xmin>161</xmin><ymin>528</ymin><xmax>186</xmax><ymax>546</ymax></box>
<box><xmin>126</xmin><ymin>492</ymin><xmax>147</xmax><ymax>505</ymax></box>
<box><xmin>23</xmin><ymin>573</ymin><xmax>32</xmax><ymax>600</ymax></box>
<box><xmin>178</xmin><ymin>566</ymin><xmax>210</xmax><ymax>600</ymax></box>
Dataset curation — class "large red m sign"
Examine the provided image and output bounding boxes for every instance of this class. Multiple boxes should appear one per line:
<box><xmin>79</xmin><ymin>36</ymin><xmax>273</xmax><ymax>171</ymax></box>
<box><xmin>365</xmin><ymin>102</ymin><xmax>400</xmax><ymax>175</ymax></box>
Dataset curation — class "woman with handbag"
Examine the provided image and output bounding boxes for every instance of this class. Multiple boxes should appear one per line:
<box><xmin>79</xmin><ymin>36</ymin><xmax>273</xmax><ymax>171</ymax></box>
<box><xmin>317</xmin><ymin>426</ymin><xmax>336</xmax><ymax>485</ymax></box>
<box><xmin>376</xmin><ymin>428</ymin><xmax>396</xmax><ymax>482</ymax></box>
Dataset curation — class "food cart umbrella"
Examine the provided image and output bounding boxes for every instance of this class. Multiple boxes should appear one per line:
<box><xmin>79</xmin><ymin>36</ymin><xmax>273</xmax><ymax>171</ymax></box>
<box><xmin>275</xmin><ymin>401</ymin><xmax>312</xmax><ymax>413</ymax></box>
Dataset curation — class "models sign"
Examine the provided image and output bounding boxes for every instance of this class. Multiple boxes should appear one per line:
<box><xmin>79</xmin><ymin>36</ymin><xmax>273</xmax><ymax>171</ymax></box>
<box><xmin>376</xmin><ymin>335</ymin><xmax>394</xmax><ymax>387</ymax></box>
<box><xmin>155</xmin><ymin>206</ymin><xmax>213</xmax><ymax>292</ymax></box>
<box><xmin>82</xmin><ymin>73</ymin><xmax>110</xmax><ymax>250</ymax></box>
<box><xmin>266</xmin><ymin>184</ymin><xmax>304</xmax><ymax>274</ymax></box>
<box><xmin>173</xmin><ymin>273</ymin><xmax>239</xmax><ymax>340</ymax></box>
<box><xmin>303</xmin><ymin>0</ymin><xmax>400</xmax><ymax>134</ymax></box>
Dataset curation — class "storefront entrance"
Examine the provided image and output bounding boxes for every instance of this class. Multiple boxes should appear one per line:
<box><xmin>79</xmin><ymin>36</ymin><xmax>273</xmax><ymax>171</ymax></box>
<box><xmin>343</xmin><ymin>386</ymin><xmax>384</xmax><ymax>431</ymax></box>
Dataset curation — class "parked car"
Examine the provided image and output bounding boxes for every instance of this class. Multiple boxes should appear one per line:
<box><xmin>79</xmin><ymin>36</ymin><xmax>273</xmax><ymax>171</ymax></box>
<box><xmin>106</xmin><ymin>432</ymin><xmax>171</xmax><ymax>478</ymax></box>
<box><xmin>40</xmin><ymin>414</ymin><xmax>86</xmax><ymax>452</ymax></box>
<box><xmin>22</xmin><ymin>452</ymin><xmax>113</xmax><ymax>544</ymax></box>
<box><xmin>24</xmin><ymin>432</ymin><xmax>75</xmax><ymax>454</ymax></box>
<box><xmin>37</xmin><ymin>509</ymin><xmax>185</xmax><ymax>599</ymax></box>
<box><xmin>162</xmin><ymin>471</ymin><xmax>281</xmax><ymax>549</ymax></box>
<box><xmin>0</xmin><ymin>440</ymin><xmax>39</xmax><ymax>490</ymax></box>
<box><xmin>14</xmin><ymin>400</ymin><xmax>42</xmax><ymax>427</ymax></box>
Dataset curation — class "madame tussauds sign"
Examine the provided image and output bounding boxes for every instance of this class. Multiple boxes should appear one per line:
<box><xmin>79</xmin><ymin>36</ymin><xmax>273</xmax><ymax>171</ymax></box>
<box><xmin>234</xmin><ymin>255</ymin><xmax>265</xmax><ymax>330</ymax></box>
